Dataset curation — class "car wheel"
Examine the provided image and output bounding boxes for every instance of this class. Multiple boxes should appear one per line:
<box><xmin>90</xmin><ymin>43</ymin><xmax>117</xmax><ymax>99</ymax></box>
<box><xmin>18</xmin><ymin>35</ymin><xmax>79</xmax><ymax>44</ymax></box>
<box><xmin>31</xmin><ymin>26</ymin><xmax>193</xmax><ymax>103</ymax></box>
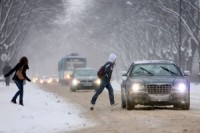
<box><xmin>181</xmin><ymin>103</ymin><xmax>190</xmax><ymax>110</ymax></box>
<box><xmin>126</xmin><ymin>98</ymin><xmax>135</xmax><ymax>110</ymax></box>
<box><xmin>121</xmin><ymin>101</ymin><xmax>126</xmax><ymax>108</ymax></box>
<box><xmin>182</xmin><ymin>92</ymin><xmax>190</xmax><ymax>110</ymax></box>
<box><xmin>70</xmin><ymin>87</ymin><xmax>76</xmax><ymax>92</ymax></box>
<box><xmin>121</xmin><ymin>96</ymin><xmax>126</xmax><ymax>109</ymax></box>
<box><xmin>174</xmin><ymin>102</ymin><xmax>190</xmax><ymax>110</ymax></box>
<box><xmin>180</xmin><ymin>93</ymin><xmax>190</xmax><ymax>110</ymax></box>
<box><xmin>121</xmin><ymin>89</ymin><xmax>126</xmax><ymax>109</ymax></box>
<box><xmin>125</xmin><ymin>91</ymin><xmax>135</xmax><ymax>110</ymax></box>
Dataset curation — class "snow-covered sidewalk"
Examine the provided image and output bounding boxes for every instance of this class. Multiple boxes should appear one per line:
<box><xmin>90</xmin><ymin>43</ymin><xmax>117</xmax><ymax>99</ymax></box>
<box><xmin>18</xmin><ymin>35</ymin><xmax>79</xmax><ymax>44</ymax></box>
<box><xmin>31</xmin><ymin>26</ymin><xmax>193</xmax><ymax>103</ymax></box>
<box><xmin>0</xmin><ymin>82</ymin><xmax>93</xmax><ymax>133</ymax></box>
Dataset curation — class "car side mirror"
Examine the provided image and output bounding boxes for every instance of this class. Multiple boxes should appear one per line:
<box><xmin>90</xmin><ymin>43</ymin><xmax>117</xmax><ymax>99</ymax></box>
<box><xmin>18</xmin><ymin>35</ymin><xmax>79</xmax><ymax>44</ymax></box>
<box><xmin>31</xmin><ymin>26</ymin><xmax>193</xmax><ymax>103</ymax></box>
<box><xmin>121</xmin><ymin>71</ymin><xmax>127</xmax><ymax>80</ymax></box>
<box><xmin>122</xmin><ymin>73</ymin><xmax>128</xmax><ymax>76</ymax></box>
<box><xmin>183</xmin><ymin>70</ymin><xmax>190</xmax><ymax>76</ymax></box>
<box><xmin>121</xmin><ymin>71</ymin><xmax>127</xmax><ymax>76</ymax></box>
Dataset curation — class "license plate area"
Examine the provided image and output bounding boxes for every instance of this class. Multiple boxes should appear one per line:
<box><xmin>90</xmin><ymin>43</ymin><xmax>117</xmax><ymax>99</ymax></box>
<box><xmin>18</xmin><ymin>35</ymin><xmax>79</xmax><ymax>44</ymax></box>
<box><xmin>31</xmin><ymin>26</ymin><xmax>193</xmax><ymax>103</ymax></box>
<box><xmin>149</xmin><ymin>94</ymin><xmax>170</xmax><ymax>101</ymax></box>
<box><xmin>82</xmin><ymin>82</ymin><xmax>92</xmax><ymax>86</ymax></box>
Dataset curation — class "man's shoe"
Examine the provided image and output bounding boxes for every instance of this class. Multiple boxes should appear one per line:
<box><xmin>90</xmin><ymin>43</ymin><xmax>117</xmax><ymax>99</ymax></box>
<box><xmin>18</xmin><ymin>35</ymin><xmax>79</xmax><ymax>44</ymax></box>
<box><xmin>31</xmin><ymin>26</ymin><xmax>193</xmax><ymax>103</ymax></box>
<box><xmin>11</xmin><ymin>100</ymin><xmax>17</xmax><ymax>104</ymax></box>
<box><xmin>90</xmin><ymin>104</ymin><xmax>94</xmax><ymax>111</ymax></box>
<box><xmin>110</xmin><ymin>103</ymin><xmax>119</xmax><ymax>111</ymax></box>
<box><xmin>19</xmin><ymin>103</ymin><xmax>24</xmax><ymax>106</ymax></box>
<box><xmin>19</xmin><ymin>101</ymin><xmax>24</xmax><ymax>106</ymax></box>
<box><xmin>111</xmin><ymin>103</ymin><xmax>119</xmax><ymax>106</ymax></box>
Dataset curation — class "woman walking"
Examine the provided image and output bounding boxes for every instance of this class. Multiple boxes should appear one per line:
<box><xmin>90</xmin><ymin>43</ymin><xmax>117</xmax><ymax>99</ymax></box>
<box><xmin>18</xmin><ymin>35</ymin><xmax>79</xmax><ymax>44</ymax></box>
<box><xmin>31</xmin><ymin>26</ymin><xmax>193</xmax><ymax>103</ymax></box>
<box><xmin>4</xmin><ymin>56</ymin><xmax>31</xmax><ymax>106</ymax></box>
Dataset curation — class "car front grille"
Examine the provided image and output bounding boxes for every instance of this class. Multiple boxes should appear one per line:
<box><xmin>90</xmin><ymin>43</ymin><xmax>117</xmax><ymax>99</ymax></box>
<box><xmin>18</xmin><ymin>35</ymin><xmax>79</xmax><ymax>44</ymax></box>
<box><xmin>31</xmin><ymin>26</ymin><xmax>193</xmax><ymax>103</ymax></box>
<box><xmin>80</xmin><ymin>80</ymin><xmax>94</xmax><ymax>86</ymax></box>
<box><xmin>147</xmin><ymin>84</ymin><xmax>172</xmax><ymax>94</ymax></box>
<box><xmin>81</xmin><ymin>80</ymin><xmax>94</xmax><ymax>83</ymax></box>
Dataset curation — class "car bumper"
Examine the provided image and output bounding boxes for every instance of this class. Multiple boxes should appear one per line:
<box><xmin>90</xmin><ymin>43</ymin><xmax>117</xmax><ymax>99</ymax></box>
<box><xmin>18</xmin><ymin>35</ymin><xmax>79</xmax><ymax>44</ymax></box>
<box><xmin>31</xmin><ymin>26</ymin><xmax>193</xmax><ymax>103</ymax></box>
<box><xmin>129</xmin><ymin>91</ymin><xmax>189</xmax><ymax>106</ymax></box>
<box><xmin>70</xmin><ymin>84</ymin><xmax>99</xmax><ymax>90</ymax></box>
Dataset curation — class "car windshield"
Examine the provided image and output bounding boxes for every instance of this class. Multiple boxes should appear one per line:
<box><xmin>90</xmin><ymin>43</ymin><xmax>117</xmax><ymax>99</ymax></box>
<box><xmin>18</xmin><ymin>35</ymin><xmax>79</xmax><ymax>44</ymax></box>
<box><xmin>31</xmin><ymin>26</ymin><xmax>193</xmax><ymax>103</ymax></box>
<box><xmin>131</xmin><ymin>63</ymin><xmax>182</xmax><ymax>76</ymax></box>
<box><xmin>74</xmin><ymin>69</ymin><xmax>97</xmax><ymax>76</ymax></box>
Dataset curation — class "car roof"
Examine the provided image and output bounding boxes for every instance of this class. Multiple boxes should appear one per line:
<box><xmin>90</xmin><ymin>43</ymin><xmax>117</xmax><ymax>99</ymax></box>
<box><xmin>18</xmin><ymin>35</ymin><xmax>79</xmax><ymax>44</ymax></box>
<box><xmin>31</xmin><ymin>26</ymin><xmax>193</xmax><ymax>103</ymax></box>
<box><xmin>133</xmin><ymin>60</ymin><xmax>176</xmax><ymax>65</ymax></box>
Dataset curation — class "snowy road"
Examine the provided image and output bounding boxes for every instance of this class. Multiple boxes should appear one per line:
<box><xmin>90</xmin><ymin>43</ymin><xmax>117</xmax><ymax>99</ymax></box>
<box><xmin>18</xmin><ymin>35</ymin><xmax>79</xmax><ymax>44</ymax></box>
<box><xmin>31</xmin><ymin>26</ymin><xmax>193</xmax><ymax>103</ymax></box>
<box><xmin>0</xmin><ymin>81</ymin><xmax>200</xmax><ymax>133</ymax></box>
<box><xmin>38</xmin><ymin>82</ymin><xmax>200</xmax><ymax>133</ymax></box>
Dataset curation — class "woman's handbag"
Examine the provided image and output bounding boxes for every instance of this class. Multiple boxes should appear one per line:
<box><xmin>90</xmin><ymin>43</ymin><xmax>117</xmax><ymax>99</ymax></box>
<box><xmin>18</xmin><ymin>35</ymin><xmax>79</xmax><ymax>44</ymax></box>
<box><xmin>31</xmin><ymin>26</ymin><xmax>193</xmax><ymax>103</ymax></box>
<box><xmin>16</xmin><ymin>66</ymin><xmax>25</xmax><ymax>80</ymax></box>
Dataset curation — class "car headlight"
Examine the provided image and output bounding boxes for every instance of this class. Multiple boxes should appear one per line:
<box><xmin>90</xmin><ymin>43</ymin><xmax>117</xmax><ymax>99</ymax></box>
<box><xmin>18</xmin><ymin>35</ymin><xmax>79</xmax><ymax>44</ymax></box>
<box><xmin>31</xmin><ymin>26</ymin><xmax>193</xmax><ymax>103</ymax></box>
<box><xmin>32</xmin><ymin>79</ymin><xmax>37</xmax><ymax>83</ymax></box>
<box><xmin>94</xmin><ymin>78</ymin><xmax>101</xmax><ymax>85</ymax></box>
<box><xmin>131</xmin><ymin>83</ymin><xmax>144</xmax><ymax>92</ymax></box>
<box><xmin>174</xmin><ymin>83</ymin><xmax>187</xmax><ymax>92</ymax></box>
<box><xmin>72</xmin><ymin>79</ymin><xmax>80</xmax><ymax>86</ymax></box>
<box><xmin>47</xmin><ymin>79</ymin><xmax>52</xmax><ymax>84</ymax></box>
<box><xmin>65</xmin><ymin>74</ymin><xmax>71</xmax><ymax>80</ymax></box>
<box><xmin>32</xmin><ymin>77</ymin><xmax>38</xmax><ymax>83</ymax></box>
<box><xmin>40</xmin><ymin>80</ymin><xmax>44</xmax><ymax>84</ymax></box>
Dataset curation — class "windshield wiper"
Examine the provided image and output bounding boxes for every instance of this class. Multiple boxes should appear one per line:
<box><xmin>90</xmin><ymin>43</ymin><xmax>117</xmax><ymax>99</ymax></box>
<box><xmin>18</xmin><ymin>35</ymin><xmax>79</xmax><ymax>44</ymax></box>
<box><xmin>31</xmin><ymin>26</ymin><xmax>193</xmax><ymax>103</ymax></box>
<box><xmin>160</xmin><ymin>66</ymin><xmax>177</xmax><ymax>76</ymax></box>
<box><xmin>139</xmin><ymin>67</ymin><xmax>154</xmax><ymax>76</ymax></box>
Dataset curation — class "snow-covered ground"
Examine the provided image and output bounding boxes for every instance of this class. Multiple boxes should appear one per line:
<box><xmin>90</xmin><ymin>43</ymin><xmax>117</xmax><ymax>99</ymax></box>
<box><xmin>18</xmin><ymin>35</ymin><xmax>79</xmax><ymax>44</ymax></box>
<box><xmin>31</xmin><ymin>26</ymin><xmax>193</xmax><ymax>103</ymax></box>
<box><xmin>0</xmin><ymin>81</ymin><xmax>199</xmax><ymax>133</ymax></box>
<box><xmin>0</xmin><ymin>82</ymin><xmax>94</xmax><ymax>133</ymax></box>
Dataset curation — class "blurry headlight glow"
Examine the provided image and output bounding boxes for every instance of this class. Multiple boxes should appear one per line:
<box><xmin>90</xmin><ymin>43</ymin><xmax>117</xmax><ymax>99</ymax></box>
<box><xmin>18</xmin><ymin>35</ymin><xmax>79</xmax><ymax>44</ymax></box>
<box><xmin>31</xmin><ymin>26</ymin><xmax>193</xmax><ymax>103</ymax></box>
<box><xmin>40</xmin><ymin>80</ymin><xmax>44</xmax><ymax>84</ymax></box>
<box><xmin>174</xmin><ymin>83</ymin><xmax>187</xmax><ymax>92</ymax></box>
<box><xmin>131</xmin><ymin>83</ymin><xmax>144</xmax><ymax>92</ymax></box>
<box><xmin>47</xmin><ymin>79</ymin><xmax>52</xmax><ymax>84</ymax></box>
<box><xmin>72</xmin><ymin>79</ymin><xmax>80</xmax><ymax>86</ymax></box>
<box><xmin>65</xmin><ymin>74</ymin><xmax>71</xmax><ymax>79</ymax></box>
<box><xmin>32</xmin><ymin>77</ymin><xmax>38</xmax><ymax>83</ymax></box>
<box><xmin>33</xmin><ymin>79</ymin><xmax>37</xmax><ymax>83</ymax></box>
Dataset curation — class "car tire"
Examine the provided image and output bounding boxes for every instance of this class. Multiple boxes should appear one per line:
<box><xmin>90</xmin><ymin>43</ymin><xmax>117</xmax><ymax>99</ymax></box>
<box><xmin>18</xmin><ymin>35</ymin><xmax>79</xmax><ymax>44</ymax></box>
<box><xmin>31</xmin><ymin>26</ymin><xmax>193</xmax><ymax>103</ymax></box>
<box><xmin>125</xmin><ymin>91</ymin><xmax>135</xmax><ymax>110</ymax></box>
<box><xmin>174</xmin><ymin>102</ymin><xmax>190</xmax><ymax>110</ymax></box>
<box><xmin>182</xmin><ymin>92</ymin><xmax>190</xmax><ymax>110</ymax></box>
<box><xmin>180</xmin><ymin>93</ymin><xmax>190</xmax><ymax>110</ymax></box>
<box><xmin>181</xmin><ymin>103</ymin><xmax>190</xmax><ymax>110</ymax></box>
<box><xmin>121</xmin><ymin>100</ymin><xmax>126</xmax><ymax>109</ymax></box>
<box><xmin>121</xmin><ymin>88</ymin><xmax>126</xmax><ymax>109</ymax></box>
<box><xmin>70</xmin><ymin>87</ymin><xmax>76</xmax><ymax>92</ymax></box>
<box><xmin>126</xmin><ymin>98</ymin><xmax>135</xmax><ymax>110</ymax></box>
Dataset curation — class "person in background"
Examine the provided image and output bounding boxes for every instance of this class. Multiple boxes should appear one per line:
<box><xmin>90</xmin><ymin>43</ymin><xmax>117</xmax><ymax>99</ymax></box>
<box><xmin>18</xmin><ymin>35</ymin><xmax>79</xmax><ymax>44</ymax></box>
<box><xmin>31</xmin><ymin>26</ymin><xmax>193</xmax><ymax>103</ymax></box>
<box><xmin>2</xmin><ymin>62</ymin><xmax>12</xmax><ymax>86</ymax></box>
<box><xmin>4</xmin><ymin>56</ymin><xmax>31</xmax><ymax>106</ymax></box>
<box><xmin>90</xmin><ymin>53</ymin><xmax>117</xmax><ymax>110</ymax></box>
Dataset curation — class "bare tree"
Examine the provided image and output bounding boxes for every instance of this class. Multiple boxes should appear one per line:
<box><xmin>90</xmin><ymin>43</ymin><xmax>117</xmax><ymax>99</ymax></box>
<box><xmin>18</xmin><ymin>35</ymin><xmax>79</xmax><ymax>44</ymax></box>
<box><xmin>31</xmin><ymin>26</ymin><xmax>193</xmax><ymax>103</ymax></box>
<box><xmin>0</xmin><ymin>0</ymin><xmax>64</xmax><ymax>72</ymax></box>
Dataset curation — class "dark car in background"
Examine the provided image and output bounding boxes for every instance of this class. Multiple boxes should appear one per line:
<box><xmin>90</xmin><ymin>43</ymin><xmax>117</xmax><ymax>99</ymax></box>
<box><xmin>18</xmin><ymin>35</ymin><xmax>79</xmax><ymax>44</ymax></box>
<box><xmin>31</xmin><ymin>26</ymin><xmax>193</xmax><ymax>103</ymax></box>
<box><xmin>121</xmin><ymin>60</ymin><xmax>190</xmax><ymax>110</ymax></box>
<box><xmin>70</xmin><ymin>68</ymin><xmax>100</xmax><ymax>92</ymax></box>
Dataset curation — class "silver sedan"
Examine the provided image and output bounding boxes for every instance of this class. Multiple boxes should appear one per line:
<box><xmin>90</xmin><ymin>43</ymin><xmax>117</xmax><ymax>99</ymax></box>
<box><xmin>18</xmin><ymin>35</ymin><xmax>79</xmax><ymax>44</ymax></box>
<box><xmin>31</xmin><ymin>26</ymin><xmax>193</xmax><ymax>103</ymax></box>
<box><xmin>70</xmin><ymin>68</ymin><xmax>100</xmax><ymax>92</ymax></box>
<box><xmin>121</xmin><ymin>60</ymin><xmax>190</xmax><ymax>110</ymax></box>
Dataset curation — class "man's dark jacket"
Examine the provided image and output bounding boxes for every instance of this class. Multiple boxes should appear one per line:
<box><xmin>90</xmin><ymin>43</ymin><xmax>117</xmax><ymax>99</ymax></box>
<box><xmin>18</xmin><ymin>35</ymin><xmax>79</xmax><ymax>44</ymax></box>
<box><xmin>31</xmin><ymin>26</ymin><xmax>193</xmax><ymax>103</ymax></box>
<box><xmin>101</xmin><ymin>62</ymin><xmax>114</xmax><ymax>82</ymax></box>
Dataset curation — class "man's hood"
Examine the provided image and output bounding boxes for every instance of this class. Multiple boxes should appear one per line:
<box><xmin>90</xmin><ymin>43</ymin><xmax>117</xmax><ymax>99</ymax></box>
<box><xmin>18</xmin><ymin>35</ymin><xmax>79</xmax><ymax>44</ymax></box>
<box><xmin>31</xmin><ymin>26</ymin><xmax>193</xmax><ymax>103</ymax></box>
<box><xmin>108</xmin><ymin>53</ymin><xmax>117</xmax><ymax>63</ymax></box>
